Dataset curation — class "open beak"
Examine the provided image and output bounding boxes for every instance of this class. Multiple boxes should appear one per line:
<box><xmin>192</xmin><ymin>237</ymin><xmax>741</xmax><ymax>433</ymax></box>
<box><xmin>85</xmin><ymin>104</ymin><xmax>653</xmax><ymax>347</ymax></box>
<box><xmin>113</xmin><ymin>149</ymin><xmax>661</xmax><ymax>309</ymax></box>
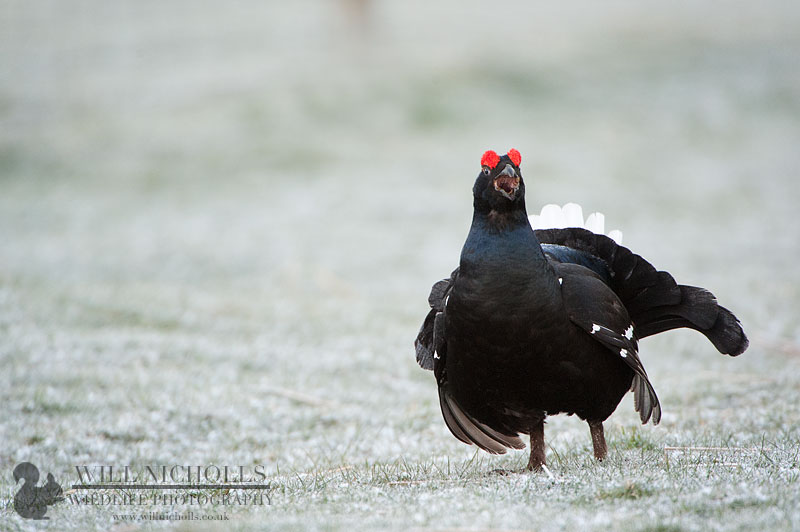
<box><xmin>493</xmin><ymin>164</ymin><xmax>520</xmax><ymax>199</ymax></box>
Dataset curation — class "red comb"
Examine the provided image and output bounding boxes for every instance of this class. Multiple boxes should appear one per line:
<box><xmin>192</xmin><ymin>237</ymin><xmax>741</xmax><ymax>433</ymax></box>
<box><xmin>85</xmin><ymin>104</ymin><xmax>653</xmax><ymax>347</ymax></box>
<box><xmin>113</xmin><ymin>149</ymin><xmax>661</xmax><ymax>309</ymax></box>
<box><xmin>507</xmin><ymin>148</ymin><xmax>521</xmax><ymax>167</ymax></box>
<box><xmin>481</xmin><ymin>150</ymin><xmax>500</xmax><ymax>169</ymax></box>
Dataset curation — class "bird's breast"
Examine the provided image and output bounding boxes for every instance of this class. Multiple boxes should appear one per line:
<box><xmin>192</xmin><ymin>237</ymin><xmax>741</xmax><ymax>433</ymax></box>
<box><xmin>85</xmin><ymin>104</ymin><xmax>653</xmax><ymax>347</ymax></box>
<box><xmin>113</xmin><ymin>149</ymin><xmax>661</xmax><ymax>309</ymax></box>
<box><xmin>446</xmin><ymin>266</ymin><xmax>566</xmax><ymax>352</ymax></box>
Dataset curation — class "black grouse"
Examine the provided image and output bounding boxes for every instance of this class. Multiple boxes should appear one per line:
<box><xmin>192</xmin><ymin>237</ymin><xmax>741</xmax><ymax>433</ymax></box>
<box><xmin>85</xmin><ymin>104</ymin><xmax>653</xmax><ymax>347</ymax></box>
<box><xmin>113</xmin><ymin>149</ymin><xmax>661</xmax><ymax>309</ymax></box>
<box><xmin>415</xmin><ymin>148</ymin><xmax>749</xmax><ymax>470</ymax></box>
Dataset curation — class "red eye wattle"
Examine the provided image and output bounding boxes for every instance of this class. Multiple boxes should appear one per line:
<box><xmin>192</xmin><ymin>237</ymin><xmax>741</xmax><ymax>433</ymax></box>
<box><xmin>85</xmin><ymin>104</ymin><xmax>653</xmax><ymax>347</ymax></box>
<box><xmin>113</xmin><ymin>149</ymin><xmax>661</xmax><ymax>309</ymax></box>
<box><xmin>481</xmin><ymin>150</ymin><xmax>500</xmax><ymax>169</ymax></box>
<box><xmin>507</xmin><ymin>148</ymin><xmax>521</xmax><ymax>167</ymax></box>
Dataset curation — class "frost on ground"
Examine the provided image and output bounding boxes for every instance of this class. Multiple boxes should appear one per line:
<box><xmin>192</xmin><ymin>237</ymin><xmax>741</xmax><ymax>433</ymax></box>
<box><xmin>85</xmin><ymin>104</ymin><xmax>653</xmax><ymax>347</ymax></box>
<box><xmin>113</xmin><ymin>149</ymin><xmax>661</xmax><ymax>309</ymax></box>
<box><xmin>1</xmin><ymin>1</ymin><xmax>800</xmax><ymax>531</ymax></box>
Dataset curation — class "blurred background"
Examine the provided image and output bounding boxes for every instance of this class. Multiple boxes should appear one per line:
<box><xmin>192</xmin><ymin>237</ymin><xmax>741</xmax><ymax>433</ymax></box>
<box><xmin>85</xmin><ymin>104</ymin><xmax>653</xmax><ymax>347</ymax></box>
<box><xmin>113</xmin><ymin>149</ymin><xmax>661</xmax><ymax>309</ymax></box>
<box><xmin>2</xmin><ymin>1</ymin><xmax>800</xmax><ymax>528</ymax></box>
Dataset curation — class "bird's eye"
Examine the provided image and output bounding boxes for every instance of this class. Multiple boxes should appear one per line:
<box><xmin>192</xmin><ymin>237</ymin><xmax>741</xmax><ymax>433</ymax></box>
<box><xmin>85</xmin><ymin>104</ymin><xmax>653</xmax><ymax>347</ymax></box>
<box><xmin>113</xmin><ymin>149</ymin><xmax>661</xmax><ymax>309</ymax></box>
<box><xmin>482</xmin><ymin>167</ymin><xmax>491</xmax><ymax>176</ymax></box>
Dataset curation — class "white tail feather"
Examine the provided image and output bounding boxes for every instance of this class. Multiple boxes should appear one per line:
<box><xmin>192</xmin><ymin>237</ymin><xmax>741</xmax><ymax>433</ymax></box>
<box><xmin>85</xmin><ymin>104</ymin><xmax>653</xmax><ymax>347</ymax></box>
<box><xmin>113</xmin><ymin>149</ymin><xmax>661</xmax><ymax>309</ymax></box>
<box><xmin>584</xmin><ymin>212</ymin><xmax>605</xmax><ymax>234</ymax></box>
<box><xmin>562</xmin><ymin>203</ymin><xmax>584</xmax><ymax>228</ymax></box>
<box><xmin>537</xmin><ymin>204</ymin><xmax>566</xmax><ymax>228</ymax></box>
<box><xmin>607</xmin><ymin>230</ymin><xmax>623</xmax><ymax>244</ymax></box>
<box><xmin>529</xmin><ymin>203</ymin><xmax>623</xmax><ymax>244</ymax></box>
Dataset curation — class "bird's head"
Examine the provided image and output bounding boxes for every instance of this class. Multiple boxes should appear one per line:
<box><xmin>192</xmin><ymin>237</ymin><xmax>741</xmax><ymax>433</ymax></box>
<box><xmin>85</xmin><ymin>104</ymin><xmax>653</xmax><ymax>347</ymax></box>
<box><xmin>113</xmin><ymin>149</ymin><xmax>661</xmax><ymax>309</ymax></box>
<box><xmin>473</xmin><ymin>149</ymin><xmax>525</xmax><ymax>214</ymax></box>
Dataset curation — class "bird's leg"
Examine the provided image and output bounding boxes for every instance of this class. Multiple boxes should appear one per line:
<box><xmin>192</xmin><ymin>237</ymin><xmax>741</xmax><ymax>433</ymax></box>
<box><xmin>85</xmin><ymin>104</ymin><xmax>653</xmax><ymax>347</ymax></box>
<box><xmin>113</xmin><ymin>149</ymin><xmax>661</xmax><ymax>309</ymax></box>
<box><xmin>526</xmin><ymin>419</ymin><xmax>546</xmax><ymax>471</ymax></box>
<box><xmin>588</xmin><ymin>420</ymin><xmax>607</xmax><ymax>461</ymax></box>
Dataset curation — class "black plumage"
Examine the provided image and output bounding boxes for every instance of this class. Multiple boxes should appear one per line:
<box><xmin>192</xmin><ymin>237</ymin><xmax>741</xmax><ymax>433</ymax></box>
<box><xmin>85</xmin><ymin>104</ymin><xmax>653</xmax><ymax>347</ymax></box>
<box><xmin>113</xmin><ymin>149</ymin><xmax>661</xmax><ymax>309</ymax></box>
<box><xmin>415</xmin><ymin>150</ymin><xmax>748</xmax><ymax>470</ymax></box>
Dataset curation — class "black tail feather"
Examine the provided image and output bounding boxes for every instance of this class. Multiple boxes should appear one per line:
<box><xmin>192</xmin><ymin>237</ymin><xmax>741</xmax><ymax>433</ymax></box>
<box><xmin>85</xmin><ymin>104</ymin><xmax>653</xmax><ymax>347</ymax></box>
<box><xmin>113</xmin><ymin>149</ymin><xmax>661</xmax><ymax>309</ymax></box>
<box><xmin>634</xmin><ymin>286</ymin><xmax>748</xmax><ymax>356</ymax></box>
<box><xmin>626</xmin><ymin>271</ymin><xmax>681</xmax><ymax>317</ymax></box>
<box><xmin>703</xmin><ymin>305</ymin><xmax>749</xmax><ymax>356</ymax></box>
<box><xmin>535</xmin><ymin>228</ymin><xmax>749</xmax><ymax>357</ymax></box>
<box><xmin>636</xmin><ymin>286</ymin><xmax>718</xmax><ymax>332</ymax></box>
<box><xmin>438</xmin><ymin>388</ymin><xmax>525</xmax><ymax>454</ymax></box>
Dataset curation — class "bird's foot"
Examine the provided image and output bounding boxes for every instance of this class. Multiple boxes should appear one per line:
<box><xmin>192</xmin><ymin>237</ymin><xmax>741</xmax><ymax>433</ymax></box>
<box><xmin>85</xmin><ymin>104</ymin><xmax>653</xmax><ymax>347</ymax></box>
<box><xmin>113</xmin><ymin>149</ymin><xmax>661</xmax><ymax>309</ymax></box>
<box><xmin>588</xmin><ymin>421</ymin><xmax>607</xmax><ymax>461</ymax></box>
<box><xmin>527</xmin><ymin>419</ymin><xmax>547</xmax><ymax>472</ymax></box>
<box><xmin>526</xmin><ymin>458</ymin><xmax>545</xmax><ymax>472</ymax></box>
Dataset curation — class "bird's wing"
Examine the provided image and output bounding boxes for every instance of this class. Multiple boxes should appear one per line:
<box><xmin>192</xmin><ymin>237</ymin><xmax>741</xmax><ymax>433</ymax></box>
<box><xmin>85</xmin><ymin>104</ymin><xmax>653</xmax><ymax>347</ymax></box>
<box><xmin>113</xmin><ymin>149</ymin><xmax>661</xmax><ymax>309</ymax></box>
<box><xmin>437</xmin><ymin>386</ymin><xmax>526</xmax><ymax>454</ymax></box>
<box><xmin>554</xmin><ymin>262</ymin><xmax>662</xmax><ymax>425</ymax></box>
<box><xmin>536</xmin><ymin>227</ymin><xmax>748</xmax><ymax>356</ymax></box>
<box><xmin>416</xmin><ymin>269</ymin><xmax>526</xmax><ymax>452</ymax></box>
<box><xmin>414</xmin><ymin>269</ymin><xmax>457</xmax><ymax>371</ymax></box>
